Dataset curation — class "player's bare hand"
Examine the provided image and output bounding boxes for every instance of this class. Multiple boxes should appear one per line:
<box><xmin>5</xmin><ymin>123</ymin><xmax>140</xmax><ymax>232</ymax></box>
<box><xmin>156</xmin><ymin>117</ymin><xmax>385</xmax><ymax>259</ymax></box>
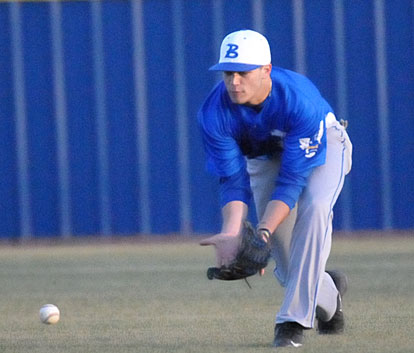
<box><xmin>199</xmin><ymin>233</ymin><xmax>241</xmax><ymax>267</ymax></box>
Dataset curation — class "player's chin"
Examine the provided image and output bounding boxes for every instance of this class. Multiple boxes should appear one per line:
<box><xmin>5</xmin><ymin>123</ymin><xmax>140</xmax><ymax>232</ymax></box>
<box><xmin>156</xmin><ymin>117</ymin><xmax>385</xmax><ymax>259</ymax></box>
<box><xmin>229</xmin><ymin>94</ymin><xmax>247</xmax><ymax>105</ymax></box>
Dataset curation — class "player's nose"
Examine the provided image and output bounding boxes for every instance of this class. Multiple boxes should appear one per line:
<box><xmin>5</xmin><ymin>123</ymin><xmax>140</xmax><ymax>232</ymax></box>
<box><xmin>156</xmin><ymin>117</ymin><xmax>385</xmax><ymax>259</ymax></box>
<box><xmin>230</xmin><ymin>73</ymin><xmax>242</xmax><ymax>86</ymax></box>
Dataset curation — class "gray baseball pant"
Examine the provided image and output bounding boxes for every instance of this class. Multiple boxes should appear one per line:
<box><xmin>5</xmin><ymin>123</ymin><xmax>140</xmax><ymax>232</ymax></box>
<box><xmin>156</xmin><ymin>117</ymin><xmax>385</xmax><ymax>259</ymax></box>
<box><xmin>246</xmin><ymin>116</ymin><xmax>352</xmax><ymax>328</ymax></box>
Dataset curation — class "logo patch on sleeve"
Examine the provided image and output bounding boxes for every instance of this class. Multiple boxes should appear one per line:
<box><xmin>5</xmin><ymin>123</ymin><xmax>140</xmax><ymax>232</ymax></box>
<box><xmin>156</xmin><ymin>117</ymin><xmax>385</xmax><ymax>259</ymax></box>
<box><xmin>299</xmin><ymin>138</ymin><xmax>319</xmax><ymax>158</ymax></box>
<box><xmin>299</xmin><ymin>121</ymin><xmax>324</xmax><ymax>158</ymax></box>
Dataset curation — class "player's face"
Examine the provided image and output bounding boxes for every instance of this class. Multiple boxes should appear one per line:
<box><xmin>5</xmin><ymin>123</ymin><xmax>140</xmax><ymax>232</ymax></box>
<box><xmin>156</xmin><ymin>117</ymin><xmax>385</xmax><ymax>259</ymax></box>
<box><xmin>223</xmin><ymin>65</ymin><xmax>272</xmax><ymax>106</ymax></box>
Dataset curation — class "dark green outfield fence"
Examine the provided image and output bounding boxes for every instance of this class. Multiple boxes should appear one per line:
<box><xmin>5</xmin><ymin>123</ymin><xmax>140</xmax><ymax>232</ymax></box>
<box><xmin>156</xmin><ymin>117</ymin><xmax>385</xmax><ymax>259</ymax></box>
<box><xmin>0</xmin><ymin>0</ymin><xmax>413</xmax><ymax>239</ymax></box>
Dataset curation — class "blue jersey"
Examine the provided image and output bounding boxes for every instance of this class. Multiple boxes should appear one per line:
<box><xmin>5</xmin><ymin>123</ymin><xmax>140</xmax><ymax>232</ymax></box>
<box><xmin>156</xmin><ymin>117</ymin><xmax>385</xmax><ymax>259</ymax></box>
<box><xmin>198</xmin><ymin>67</ymin><xmax>334</xmax><ymax>209</ymax></box>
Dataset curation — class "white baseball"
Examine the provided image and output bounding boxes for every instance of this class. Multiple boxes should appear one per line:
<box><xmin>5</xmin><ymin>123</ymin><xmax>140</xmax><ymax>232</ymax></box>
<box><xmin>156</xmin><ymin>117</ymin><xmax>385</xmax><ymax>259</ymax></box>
<box><xmin>39</xmin><ymin>304</ymin><xmax>60</xmax><ymax>324</ymax></box>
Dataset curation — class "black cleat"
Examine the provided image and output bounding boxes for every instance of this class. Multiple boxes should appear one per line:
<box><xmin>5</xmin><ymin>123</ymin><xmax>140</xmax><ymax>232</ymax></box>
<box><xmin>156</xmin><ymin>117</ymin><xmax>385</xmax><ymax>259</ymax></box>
<box><xmin>273</xmin><ymin>322</ymin><xmax>304</xmax><ymax>348</ymax></box>
<box><xmin>318</xmin><ymin>270</ymin><xmax>348</xmax><ymax>334</ymax></box>
<box><xmin>327</xmin><ymin>270</ymin><xmax>348</xmax><ymax>297</ymax></box>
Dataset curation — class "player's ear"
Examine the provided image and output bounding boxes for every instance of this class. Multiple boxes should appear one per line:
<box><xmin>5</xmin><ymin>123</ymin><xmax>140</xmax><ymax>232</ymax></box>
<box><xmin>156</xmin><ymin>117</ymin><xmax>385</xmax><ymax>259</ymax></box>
<box><xmin>261</xmin><ymin>64</ymin><xmax>272</xmax><ymax>77</ymax></box>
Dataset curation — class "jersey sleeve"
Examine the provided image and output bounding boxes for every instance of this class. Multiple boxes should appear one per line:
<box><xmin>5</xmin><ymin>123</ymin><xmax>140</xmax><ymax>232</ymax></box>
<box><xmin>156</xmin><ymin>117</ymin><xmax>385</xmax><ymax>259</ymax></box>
<box><xmin>199</xmin><ymin>118</ymin><xmax>246</xmax><ymax>177</ymax></box>
<box><xmin>271</xmin><ymin>83</ymin><xmax>329</xmax><ymax>209</ymax></box>
<box><xmin>197</xmin><ymin>87</ymin><xmax>246</xmax><ymax>178</ymax></box>
<box><xmin>218</xmin><ymin>168</ymin><xmax>252</xmax><ymax>207</ymax></box>
<box><xmin>198</xmin><ymin>86</ymin><xmax>252</xmax><ymax>207</ymax></box>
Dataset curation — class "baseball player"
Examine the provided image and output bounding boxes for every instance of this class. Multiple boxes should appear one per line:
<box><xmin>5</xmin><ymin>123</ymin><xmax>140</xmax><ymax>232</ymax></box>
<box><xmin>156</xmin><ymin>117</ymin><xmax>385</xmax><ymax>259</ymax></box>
<box><xmin>198</xmin><ymin>29</ymin><xmax>352</xmax><ymax>348</ymax></box>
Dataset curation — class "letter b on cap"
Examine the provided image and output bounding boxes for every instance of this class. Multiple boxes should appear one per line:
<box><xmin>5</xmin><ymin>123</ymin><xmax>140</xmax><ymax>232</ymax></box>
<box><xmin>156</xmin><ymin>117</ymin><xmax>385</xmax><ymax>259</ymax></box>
<box><xmin>225</xmin><ymin>44</ymin><xmax>239</xmax><ymax>58</ymax></box>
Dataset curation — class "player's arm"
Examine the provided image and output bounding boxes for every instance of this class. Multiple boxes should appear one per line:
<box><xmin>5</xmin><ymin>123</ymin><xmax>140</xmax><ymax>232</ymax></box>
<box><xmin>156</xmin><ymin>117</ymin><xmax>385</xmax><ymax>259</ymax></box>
<box><xmin>200</xmin><ymin>169</ymin><xmax>251</xmax><ymax>267</ymax></box>
<box><xmin>220</xmin><ymin>200</ymin><xmax>248</xmax><ymax>234</ymax></box>
<box><xmin>257</xmin><ymin>200</ymin><xmax>290</xmax><ymax>235</ymax></box>
<box><xmin>197</xmin><ymin>98</ymin><xmax>252</xmax><ymax>266</ymax></box>
<box><xmin>217</xmin><ymin>167</ymin><xmax>252</xmax><ymax>236</ymax></box>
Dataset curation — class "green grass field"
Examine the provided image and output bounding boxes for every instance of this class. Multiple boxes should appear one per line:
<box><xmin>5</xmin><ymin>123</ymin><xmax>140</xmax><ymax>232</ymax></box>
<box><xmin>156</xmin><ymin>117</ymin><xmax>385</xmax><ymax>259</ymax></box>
<box><xmin>0</xmin><ymin>235</ymin><xmax>413</xmax><ymax>353</ymax></box>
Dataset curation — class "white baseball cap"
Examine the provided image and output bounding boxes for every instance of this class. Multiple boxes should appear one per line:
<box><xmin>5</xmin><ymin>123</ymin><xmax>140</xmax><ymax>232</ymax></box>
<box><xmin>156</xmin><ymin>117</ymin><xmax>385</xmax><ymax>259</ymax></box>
<box><xmin>209</xmin><ymin>29</ymin><xmax>271</xmax><ymax>72</ymax></box>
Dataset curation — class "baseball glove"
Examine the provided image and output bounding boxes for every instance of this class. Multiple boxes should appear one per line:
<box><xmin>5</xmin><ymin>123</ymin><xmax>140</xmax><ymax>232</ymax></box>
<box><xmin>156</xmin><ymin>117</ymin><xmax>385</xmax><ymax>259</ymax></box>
<box><xmin>206</xmin><ymin>221</ymin><xmax>271</xmax><ymax>281</ymax></box>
